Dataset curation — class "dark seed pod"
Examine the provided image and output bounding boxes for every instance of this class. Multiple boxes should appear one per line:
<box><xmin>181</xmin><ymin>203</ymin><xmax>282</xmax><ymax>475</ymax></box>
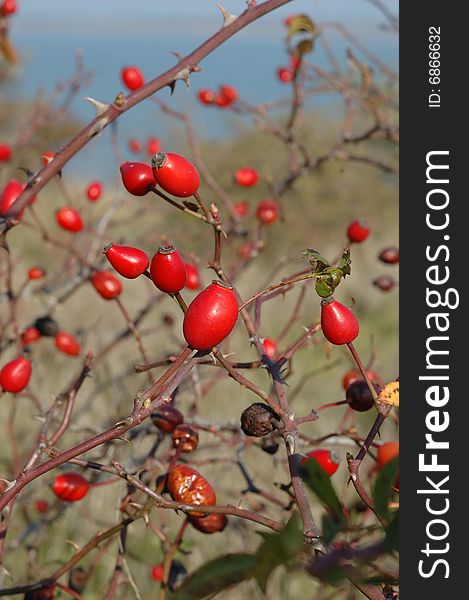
<box><xmin>346</xmin><ymin>380</ymin><xmax>381</xmax><ymax>412</ymax></box>
<box><xmin>241</xmin><ymin>402</ymin><xmax>277</xmax><ymax>437</ymax></box>
<box><xmin>378</xmin><ymin>246</ymin><xmax>399</xmax><ymax>264</ymax></box>
<box><xmin>34</xmin><ymin>316</ymin><xmax>59</xmax><ymax>337</ymax></box>
<box><xmin>68</xmin><ymin>567</ymin><xmax>87</xmax><ymax>594</ymax></box>
<box><xmin>152</xmin><ymin>405</ymin><xmax>184</xmax><ymax>433</ymax></box>
<box><xmin>168</xmin><ymin>560</ymin><xmax>188</xmax><ymax>592</ymax></box>
<box><xmin>260</xmin><ymin>431</ymin><xmax>280</xmax><ymax>454</ymax></box>
<box><xmin>373</xmin><ymin>275</ymin><xmax>395</xmax><ymax>292</ymax></box>
<box><xmin>172</xmin><ymin>424</ymin><xmax>199</xmax><ymax>453</ymax></box>
<box><xmin>189</xmin><ymin>512</ymin><xmax>228</xmax><ymax>534</ymax></box>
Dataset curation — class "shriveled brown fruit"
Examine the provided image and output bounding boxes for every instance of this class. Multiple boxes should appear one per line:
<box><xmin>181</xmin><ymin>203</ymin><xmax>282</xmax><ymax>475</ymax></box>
<box><xmin>167</xmin><ymin>465</ymin><xmax>216</xmax><ymax>517</ymax></box>
<box><xmin>189</xmin><ymin>512</ymin><xmax>228</xmax><ymax>533</ymax></box>
<box><xmin>241</xmin><ymin>402</ymin><xmax>278</xmax><ymax>437</ymax></box>
<box><xmin>172</xmin><ymin>424</ymin><xmax>199</xmax><ymax>453</ymax></box>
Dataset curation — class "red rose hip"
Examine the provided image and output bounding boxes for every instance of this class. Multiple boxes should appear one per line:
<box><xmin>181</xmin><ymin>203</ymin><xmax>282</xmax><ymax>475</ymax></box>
<box><xmin>184</xmin><ymin>263</ymin><xmax>200</xmax><ymax>290</ymax></box>
<box><xmin>167</xmin><ymin>465</ymin><xmax>216</xmax><ymax>516</ymax></box>
<box><xmin>256</xmin><ymin>199</ymin><xmax>279</xmax><ymax>225</ymax></box>
<box><xmin>52</xmin><ymin>472</ymin><xmax>90</xmax><ymax>502</ymax></box>
<box><xmin>0</xmin><ymin>143</ymin><xmax>12</xmax><ymax>162</ymax></box>
<box><xmin>277</xmin><ymin>67</ymin><xmax>294</xmax><ymax>83</ymax></box>
<box><xmin>320</xmin><ymin>297</ymin><xmax>359</xmax><ymax>345</ymax></box>
<box><xmin>56</xmin><ymin>207</ymin><xmax>83</xmax><ymax>232</ymax></box>
<box><xmin>150</xmin><ymin>245</ymin><xmax>186</xmax><ymax>293</ymax></box>
<box><xmin>146</xmin><ymin>137</ymin><xmax>161</xmax><ymax>156</ymax></box>
<box><xmin>301</xmin><ymin>449</ymin><xmax>340</xmax><ymax>476</ymax></box>
<box><xmin>22</xmin><ymin>327</ymin><xmax>41</xmax><ymax>345</ymax></box>
<box><xmin>55</xmin><ymin>332</ymin><xmax>81</xmax><ymax>356</ymax></box>
<box><xmin>0</xmin><ymin>179</ymin><xmax>26</xmax><ymax>220</ymax></box>
<box><xmin>86</xmin><ymin>181</ymin><xmax>102</xmax><ymax>202</ymax></box>
<box><xmin>28</xmin><ymin>266</ymin><xmax>46</xmax><ymax>280</ymax></box>
<box><xmin>91</xmin><ymin>271</ymin><xmax>122</xmax><ymax>300</ymax></box>
<box><xmin>151</xmin><ymin>152</ymin><xmax>200</xmax><ymax>198</ymax></box>
<box><xmin>104</xmin><ymin>243</ymin><xmax>149</xmax><ymax>279</ymax></box>
<box><xmin>234</xmin><ymin>167</ymin><xmax>258</xmax><ymax>187</ymax></box>
<box><xmin>198</xmin><ymin>89</ymin><xmax>216</xmax><ymax>105</ymax></box>
<box><xmin>120</xmin><ymin>161</ymin><xmax>155</xmax><ymax>196</ymax></box>
<box><xmin>121</xmin><ymin>65</ymin><xmax>145</xmax><ymax>91</ymax></box>
<box><xmin>0</xmin><ymin>357</ymin><xmax>32</xmax><ymax>393</ymax></box>
<box><xmin>183</xmin><ymin>280</ymin><xmax>238</xmax><ymax>350</ymax></box>
<box><xmin>262</xmin><ymin>337</ymin><xmax>277</xmax><ymax>359</ymax></box>
<box><xmin>152</xmin><ymin>405</ymin><xmax>184</xmax><ymax>433</ymax></box>
<box><xmin>189</xmin><ymin>512</ymin><xmax>228</xmax><ymax>534</ymax></box>
<box><xmin>347</xmin><ymin>219</ymin><xmax>370</xmax><ymax>243</ymax></box>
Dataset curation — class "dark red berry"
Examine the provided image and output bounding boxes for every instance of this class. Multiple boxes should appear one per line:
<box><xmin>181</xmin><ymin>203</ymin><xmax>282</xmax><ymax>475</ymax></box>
<box><xmin>52</xmin><ymin>472</ymin><xmax>90</xmax><ymax>502</ymax></box>
<box><xmin>373</xmin><ymin>275</ymin><xmax>396</xmax><ymax>292</ymax></box>
<box><xmin>218</xmin><ymin>84</ymin><xmax>238</xmax><ymax>104</ymax></box>
<box><xmin>56</xmin><ymin>207</ymin><xmax>83</xmax><ymax>232</ymax></box>
<box><xmin>22</xmin><ymin>327</ymin><xmax>41</xmax><ymax>345</ymax></box>
<box><xmin>121</xmin><ymin>66</ymin><xmax>144</xmax><ymax>91</ymax></box>
<box><xmin>151</xmin><ymin>152</ymin><xmax>200</xmax><ymax>198</ymax></box>
<box><xmin>262</xmin><ymin>337</ymin><xmax>277</xmax><ymax>359</ymax></box>
<box><xmin>0</xmin><ymin>143</ymin><xmax>12</xmax><ymax>161</ymax></box>
<box><xmin>91</xmin><ymin>271</ymin><xmax>122</xmax><ymax>300</ymax></box>
<box><xmin>234</xmin><ymin>201</ymin><xmax>249</xmax><ymax>218</ymax></box>
<box><xmin>34</xmin><ymin>316</ymin><xmax>58</xmax><ymax>337</ymax></box>
<box><xmin>0</xmin><ymin>179</ymin><xmax>26</xmax><ymax>220</ymax></box>
<box><xmin>320</xmin><ymin>297</ymin><xmax>359</xmax><ymax>345</ymax></box>
<box><xmin>184</xmin><ymin>263</ymin><xmax>200</xmax><ymax>290</ymax></box>
<box><xmin>240</xmin><ymin>403</ymin><xmax>277</xmax><ymax>437</ymax></box>
<box><xmin>0</xmin><ymin>357</ymin><xmax>32</xmax><ymax>393</ymax></box>
<box><xmin>152</xmin><ymin>405</ymin><xmax>184</xmax><ymax>433</ymax></box>
<box><xmin>301</xmin><ymin>449</ymin><xmax>340</xmax><ymax>476</ymax></box>
<box><xmin>347</xmin><ymin>219</ymin><xmax>370</xmax><ymax>243</ymax></box>
<box><xmin>54</xmin><ymin>332</ymin><xmax>80</xmax><ymax>356</ymax></box>
<box><xmin>172</xmin><ymin>424</ymin><xmax>199</xmax><ymax>453</ymax></box>
<box><xmin>150</xmin><ymin>245</ymin><xmax>186</xmax><ymax>293</ymax></box>
<box><xmin>104</xmin><ymin>243</ymin><xmax>149</xmax><ymax>279</ymax></box>
<box><xmin>378</xmin><ymin>246</ymin><xmax>399</xmax><ymax>264</ymax></box>
<box><xmin>346</xmin><ymin>380</ymin><xmax>380</xmax><ymax>412</ymax></box>
<box><xmin>86</xmin><ymin>181</ymin><xmax>102</xmax><ymax>202</ymax></box>
<box><xmin>183</xmin><ymin>281</ymin><xmax>238</xmax><ymax>350</ymax></box>
<box><xmin>234</xmin><ymin>167</ymin><xmax>258</xmax><ymax>187</ymax></box>
<box><xmin>120</xmin><ymin>161</ymin><xmax>155</xmax><ymax>196</ymax></box>
<box><xmin>189</xmin><ymin>512</ymin><xmax>228</xmax><ymax>534</ymax></box>
<box><xmin>256</xmin><ymin>199</ymin><xmax>279</xmax><ymax>225</ymax></box>
<box><xmin>151</xmin><ymin>564</ymin><xmax>164</xmax><ymax>581</ymax></box>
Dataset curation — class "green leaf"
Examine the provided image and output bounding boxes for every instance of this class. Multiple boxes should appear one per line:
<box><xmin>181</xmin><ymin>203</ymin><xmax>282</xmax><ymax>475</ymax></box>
<box><xmin>337</xmin><ymin>248</ymin><xmax>352</xmax><ymax>277</ymax></box>
<box><xmin>301</xmin><ymin>248</ymin><xmax>331</xmax><ymax>273</ymax></box>
<box><xmin>172</xmin><ymin>553</ymin><xmax>255</xmax><ymax>600</ymax></box>
<box><xmin>384</xmin><ymin>509</ymin><xmax>399</xmax><ymax>552</ymax></box>
<box><xmin>300</xmin><ymin>459</ymin><xmax>346</xmax><ymax>533</ymax></box>
<box><xmin>253</xmin><ymin>513</ymin><xmax>304</xmax><ymax>592</ymax></box>
<box><xmin>373</xmin><ymin>456</ymin><xmax>399</xmax><ymax>521</ymax></box>
<box><xmin>315</xmin><ymin>277</ymin><xmax>333</xmax><ymax>298</ymax></box>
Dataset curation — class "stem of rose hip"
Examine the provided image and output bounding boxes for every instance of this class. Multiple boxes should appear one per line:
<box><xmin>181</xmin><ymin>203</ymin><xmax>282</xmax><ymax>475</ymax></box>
<box><xmin>171</xmin><ymin>292</ymin><xmax>187</xmax><ymax>313</ymax></box>
<box><xmin>159</xmin><ymin>519</ymin><xmax>189</xmax><ymax>600</ymax></box>
<box><xmin>151</xmin><ymin>188</ymin><xmax>208</xmax><ymax>222</ymax></box>
<box><xmin>346</xmin><ymin>342</ymin><xmax>379</xmax><ymax>403</ymax></box>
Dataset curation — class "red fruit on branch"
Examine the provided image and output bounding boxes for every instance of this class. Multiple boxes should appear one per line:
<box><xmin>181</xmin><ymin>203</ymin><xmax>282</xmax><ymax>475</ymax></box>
<box><xmin>146</xmin><ymin>137</ymin><xmax>161</xmax><ymax>156</ymax></box>
<box><xmin>22</xmin><ymin>327</ymin><xmax>41</xmax><ymax>345</ymax></box>
<box><xmin>151</xmin><ymin>564</ymin><xmax>164</xmax><ymax>581</ymax></box>
<box><xmin>128</xmin><ymin>139</ymin><xmax>142</xmax><ymax>153</ymax></box>
<box><xmin>320</xmin><ymin>297</ymin><xmax>359</xmax><ymax>345</ymax></box>
<box><xmin>373</xmin><ymin>275</ymin><xmax>396</xmax><ymax>292</ymax></box>
<box><xmin>234</xmin><ymin>167</ymin><xmax>258</xmax><ymax>187</ymax></box>
<box><xmin>120</xmin><ymin>161</ymin><xmax>155</xmax><ymax>196</ymax></box>
<box><xmin>151</xmin><ymin>152</ymin><xmax>200</xmax><ymax>198</ymax></box>
<box><xmin>378</xmin><ymin>246</ymin><xmax>399</xmax><ymax>264</ymax></box>
<box><xmin>104</xmin><ymin>243</ymin><xmax>149</xmax><ymax>279</ymax></box>
<box><xmin>41</xmin><ymin>151</ymin><xmax>55</xmax><ymax>165</ymax></box>
<box><xmin>24</xmin><ymin>586</ymin><xmax>56</xmax><ymax>600</ymax></box>
<box><xmin>34</xmin><ymin>500</ymin><xmax>50</xmax><ymax>514</ymax></box>
<box><xmin>54</xmin><ymin>332</ymin><xmax>81</xmax><ymax>356</ymax></box>
<box><xmin>219</xmin><ymin>84</ymin><xmax>238</xmax><ymax>103</ymax></box>
<box><xmin>86</xmin><ymin>181</ymin><xmax>102</xmax><ymax>202</ymax></box>
<box><xmin>290</xmin><ymin>54</ymin><xmax>301</xmax><ymax>71</ymax></box>
<box><xmin>262</xmin><ymin>337</ymin><xmax>277</xmax><ymax>359</ymax></box>
<box><xmin>347</xmin><ymin>219</ymin><xmax>370</xmax><ymax>243</ymax></box>
<box><xmin>256</xmin><ymin>199</ymin><xmax>279</xmax><ymax>225</ymax></box>
<box><xmin>121</xmin><ymin>65</ymin><xmax>145</xmax><ymax>91</ymax></box>
<box><xmin>233</xmin><ymin>201</ymin><xmax>248</xmax><ymax>218</ymax></box>
<box><xmin>277</xmin><ymin>67</ymin><xmax>294</xmax><ymax>83</ymax></box>
<box><xmin>214</xmin><ymin>94</ymin><xmax>231</xmax><ymax>108</ymax></box>
<box><xmin>0</xmin><ymin>357</ymin><xmax>32</xmax><ymax>393</ymax></box>
<box><xmin>28</xmin><ymin>266</ymin><xmax>46</xmax><ymax>280</ymax></box>
<box><xmin>183</xmin><ymin>280</ymin><xmax>238</xmax><ymax>350</ymax></box>
<box><xmin>0</xmin><ymin>179</ymin><xmax>26</xmax><ymax>220</ymax></box>
<box><xmin>184</xmin><ymin>263</ymin><xmax>200</xmax><ymax>290</ymax></box>
<box><xmin>52</xmin><ymin>472</ymin><xmax>90</xmax><ymax>502</ymax></box>
<box><xmin>377</xmin><ymin>441</ymin><xmax>399</xmax><ymax>468</ymax></box>
<box><xmin>56</xmin><ymin>207</ymin><xmax>84</xmax><ymax>233</ymax></box>
<box><xmin>189</xmin><ymin>512</ymin><xmax>228</xmax><ymax>534</ymax></box>
<box><xmin>0</xmin><ymin>143</ymin><xmax>12</xmax><ymax>161</ymax></box>
<box><xmin>197</xmin><ymin>89</ymin><xmax>216</xmax><ymax>105</ymax></box>
<box><xmin>346</xmin><ymin>380</ymin><xmax>380</xmax><ymax>412</ymax></box>
<box><xmin>301</xmin><ymin>449</ymin><xmax>340</xmax><ymax>476</ymax></box>
<box><xmin>172</xmin><ymin>424</ymin><xmax>199</xmax><ymax>453</ymax></box>
<box><xmin>91</xmin><ymin>271</ymin><xmax>122</xmax><ymax>300</ymax></box>
<box><xmin>0</xmin><ymin>0</ymin><xmax>16</xmax><ymax>17</ymax></box>
<box><xmin>167</xmin><ymin>465</ymin><xmax>216</xmax><ymax>516</ymax></box>
<box><xmin>150</xmin><ymin>245</ymin><xmax>186</xmax><ymax>293</ymax></box>
<box><xmin>152</xmin><ymin>405</ymin><xmax>184</xmax><ymax>433</ymax></box>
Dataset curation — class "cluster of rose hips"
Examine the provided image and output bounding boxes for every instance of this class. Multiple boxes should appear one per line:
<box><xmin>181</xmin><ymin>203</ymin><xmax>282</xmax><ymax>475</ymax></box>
<box><xmin>197</xmin><ymin>84</ymin><xmax>238</xmax><ymax>108</ymax></box>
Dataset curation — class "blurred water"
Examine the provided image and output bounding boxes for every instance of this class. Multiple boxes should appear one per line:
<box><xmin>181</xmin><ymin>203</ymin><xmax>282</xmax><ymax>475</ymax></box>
<box><xmin>6</xmin><ymin>19</ymin><xmax>397</xmax><ymax>182</ymax></box>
